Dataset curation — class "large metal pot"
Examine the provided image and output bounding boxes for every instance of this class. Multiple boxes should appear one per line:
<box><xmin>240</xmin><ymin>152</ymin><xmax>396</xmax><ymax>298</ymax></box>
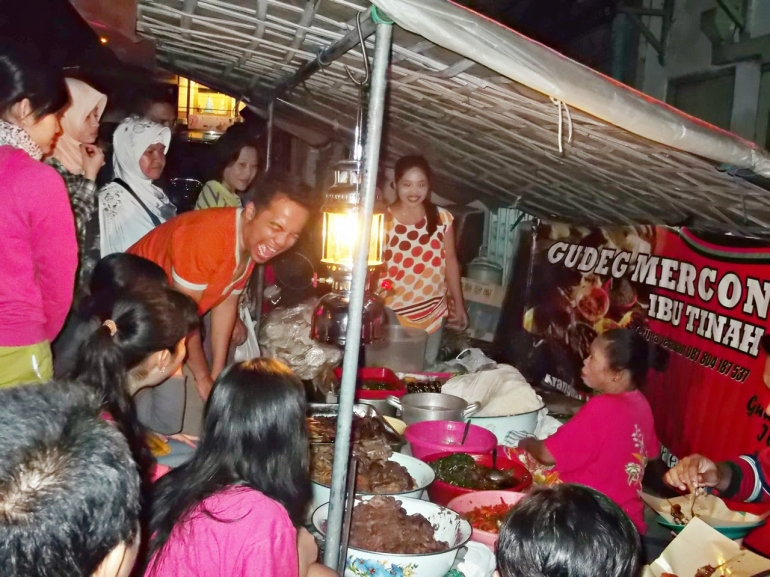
<box><xmin>387</xmin><ymin>392</ymin><xmax>480</xmax><ymax>425</ymax></box>
<box><xmin>466</xmin><ymin>255</ymin><xmax>503</xmax><ymax>285</ymax></box>
<box><xmin>358</xmin><ymin>398</ymin><xmax>396</xmax><ymax>417</ymax></box>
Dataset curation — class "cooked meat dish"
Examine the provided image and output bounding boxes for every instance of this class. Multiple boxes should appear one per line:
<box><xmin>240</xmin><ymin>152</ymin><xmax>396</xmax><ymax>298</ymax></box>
<box><xmin>670</xmin><ymin>502</ymin><xmax>688</xmax><ymax>525</ymax></box>
<box><xmin>660</xmin><ymin>564</ymin><xmax>717</xmax><ymax>577</ymax></box>
<box><xmin>349</xmin><ymin>496</ymin><xmax>449</xmax><ymax>554</ymax></box>
<box><xmin>311</xmin><ymin>438</ymin><xmax>415</xmax><ymax>494</ymax></box>
<box><xmin>307</xmin><ymin>415</ymin><xmax>394</xmax><ymax>445</ymax></box>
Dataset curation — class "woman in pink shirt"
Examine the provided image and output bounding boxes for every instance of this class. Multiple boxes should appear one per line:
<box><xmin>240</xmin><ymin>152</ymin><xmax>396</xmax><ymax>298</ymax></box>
<box><xmin>518</xmin><ymin>328</ymin><xmax>667</xmax><ymax>533</ymax></box>
<box><xmin>145</xmin><ymin>359</ymin><xmax>333</xmax><ymax>577</ymax></box>
<box><xmin>0</xmin><ymin>47</ymin><xmax>77</xmax><ymax>387</ymax></box>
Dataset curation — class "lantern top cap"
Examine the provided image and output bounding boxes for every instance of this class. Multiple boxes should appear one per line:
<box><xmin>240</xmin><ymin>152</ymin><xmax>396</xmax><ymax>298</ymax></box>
<box><xmin>323</xmin><ymin>159</ymin><xmax>385</xmax><ymax>213</ymax></box>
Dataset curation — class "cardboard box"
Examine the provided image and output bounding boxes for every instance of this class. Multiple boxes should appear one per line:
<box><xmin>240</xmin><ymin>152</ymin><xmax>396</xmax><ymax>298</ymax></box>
<box><xmin>462</xmin><ymin>278</ymin><xmax>507</xmax><ymax>342</ymax></box>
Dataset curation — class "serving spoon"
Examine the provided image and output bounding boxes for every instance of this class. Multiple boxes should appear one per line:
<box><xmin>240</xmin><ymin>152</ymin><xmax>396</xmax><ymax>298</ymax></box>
<box><xmin>460</xmin><ymin>421</ymin><xmax>471</xmax><ymax>445</ymax></box>
<box><xmin>485</xmin><ymin>446</ymin><xmax>515</xmax><ymax>486</ymax></box>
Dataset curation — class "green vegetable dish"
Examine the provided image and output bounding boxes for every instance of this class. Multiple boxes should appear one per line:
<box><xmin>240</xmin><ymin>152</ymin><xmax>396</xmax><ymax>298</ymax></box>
<box><xmin>359</xmin><ymin>380</ymin><xmax>398</xmax><ymax>391</ymax></box>
<box><xmin>429</xmin><ymin>453</ymin><xmax>515</xmax><ymax>490</ymax></box>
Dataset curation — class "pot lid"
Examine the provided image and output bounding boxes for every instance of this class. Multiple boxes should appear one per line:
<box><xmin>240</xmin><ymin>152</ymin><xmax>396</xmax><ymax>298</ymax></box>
<box><xmin>467</xmin><ymin>256</ymin><xmax>503</xmax><ymax>271</ymax></box>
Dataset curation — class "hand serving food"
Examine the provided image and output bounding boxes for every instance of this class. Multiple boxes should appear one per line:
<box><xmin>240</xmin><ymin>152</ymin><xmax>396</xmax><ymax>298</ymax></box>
<box><xmin>664</xmin><ymin>454</ymin><xmax>725</xmax><ymax>493</ymax></box>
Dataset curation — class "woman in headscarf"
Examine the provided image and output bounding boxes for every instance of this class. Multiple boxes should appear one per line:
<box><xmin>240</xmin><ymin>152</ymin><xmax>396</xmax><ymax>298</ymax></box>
<box><xmin>0</xmin><ymin>47</ymin><xmax>77</xmax><ymax>387</ymax></box>
<box><xmin>47</xmin><ymin>78</ymin><xmax>107</xmax><ymax>296</ymax></box>
<box><xmin>98</xmin><ymin>115</ymin><xmax>176</xmax><ymax>256</ymax></box>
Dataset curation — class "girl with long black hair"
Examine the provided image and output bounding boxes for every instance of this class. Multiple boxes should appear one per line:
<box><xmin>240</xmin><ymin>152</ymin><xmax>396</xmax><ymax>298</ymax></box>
<box><xmin>145</xmin><ymin>359</ymin><xmax>334</xmax><ymax>577</ymax></box>
<box><xmin>69</xmin><ymin>283</ymin><xmax>199</xmax><ymax>483</ymax></box>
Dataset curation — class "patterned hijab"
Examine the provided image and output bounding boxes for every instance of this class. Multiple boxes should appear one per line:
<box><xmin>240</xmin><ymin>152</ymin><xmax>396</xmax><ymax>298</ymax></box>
<box><xmin>112</xmin><ymin>115</ymin><xmax>175</xmax><ymax>220</ymax></box>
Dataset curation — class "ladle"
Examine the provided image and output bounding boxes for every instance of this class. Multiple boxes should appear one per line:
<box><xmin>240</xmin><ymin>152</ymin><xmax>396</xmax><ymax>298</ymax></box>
<box><xmin>485</xmin><ymin>446</ymin><xmax>514</xmax><ymax>486</ymax></box>
<box><xmin>460</xmin><ymin>421</ymin><xmax>471</xmax><ymax>445</ymax></box>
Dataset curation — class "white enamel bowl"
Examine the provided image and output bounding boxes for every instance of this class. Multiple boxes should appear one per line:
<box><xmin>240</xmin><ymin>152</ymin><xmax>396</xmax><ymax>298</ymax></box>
<box><xmin>311</xmin><ymin>452</ymin><xmax>435</xmax><ymax>511</ymax></box>
<box><xmin>468</xmin><ymin>405</ymin><xmax>544</xmax><ymax>445</ymax></box>
<box><xmin>312</xmin><ymin>495</ymin><xmax>472</xmax><ymax>577</ymax></box>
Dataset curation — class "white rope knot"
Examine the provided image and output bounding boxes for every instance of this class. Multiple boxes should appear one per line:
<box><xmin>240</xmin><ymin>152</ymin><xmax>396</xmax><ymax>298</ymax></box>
<box><xmin>550</xmin><ymin>97</ymin><xmax>573</xmax><ymax>154</ymax></box>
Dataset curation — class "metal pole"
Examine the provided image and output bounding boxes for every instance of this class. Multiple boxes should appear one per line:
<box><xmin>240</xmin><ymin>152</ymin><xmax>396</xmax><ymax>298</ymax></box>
<box><xmin>185</xmin><ymin>78</ymin><xmax>192</xmax><ymax>125</ymax></box>
<box><xmin>265</xmin><ymin>100</ymin><xmax>275</xmax><ymax>173</ymax></box>
<box><xmin>322</xmin><ymin>13</ymin><xmax>392</xmax><ymax>573</ymax></box>
<box><xmin>270</xmin><ymin>9</ymin><xmax>376</xmax><ymax>100</ymax></box>
<box><xmin>252</xmin><ymin>100</ymin><xmax>275</xmax><ymax>336</ymax></box>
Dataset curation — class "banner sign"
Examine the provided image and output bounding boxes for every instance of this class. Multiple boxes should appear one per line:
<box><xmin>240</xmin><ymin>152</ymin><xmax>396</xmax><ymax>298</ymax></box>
<box><xmin>519</xmin><ymin>223</ymin><xmax>770</xmax><ymax>463</ymax></box>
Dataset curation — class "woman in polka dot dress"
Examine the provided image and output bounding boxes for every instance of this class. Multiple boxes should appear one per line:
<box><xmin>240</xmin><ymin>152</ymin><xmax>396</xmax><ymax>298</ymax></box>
<box><xmin>383</xmin><ymin>155</ymin><xmax>468</xmax><ymax>365</ymax></box>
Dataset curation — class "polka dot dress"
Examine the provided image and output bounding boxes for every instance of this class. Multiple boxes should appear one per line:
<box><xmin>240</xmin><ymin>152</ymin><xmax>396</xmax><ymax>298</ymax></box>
<box><xmin>383</xmin><ymin>206</ymin><xmax>454</xmax><ymax>334</ymax></box>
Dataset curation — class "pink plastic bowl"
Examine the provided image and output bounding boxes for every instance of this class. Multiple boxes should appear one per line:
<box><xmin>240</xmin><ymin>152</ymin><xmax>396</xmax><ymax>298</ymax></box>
<box><xmin>447</xmin><ymin>490</ymin><xmax>527</xmax><ymax>550</ymax></box>
<box><xmin>405</xmin><ymin>420</ymin><xmax>496</xmax><ymax>460</ymax></box>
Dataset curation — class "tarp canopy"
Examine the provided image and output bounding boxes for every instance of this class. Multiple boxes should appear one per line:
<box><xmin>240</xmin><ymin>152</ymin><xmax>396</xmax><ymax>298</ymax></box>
<box><xmin>132</xmin><ymin>0</ymin><xmax>770</xmax><ymax>234</ymax></box>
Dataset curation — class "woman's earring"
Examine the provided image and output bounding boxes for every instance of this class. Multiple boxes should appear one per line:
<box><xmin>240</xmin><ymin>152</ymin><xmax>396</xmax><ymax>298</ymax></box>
<box><xmin>161</xmin><ymin>366</ymin><xmax>166</xmax><ymax>374</ymax></box>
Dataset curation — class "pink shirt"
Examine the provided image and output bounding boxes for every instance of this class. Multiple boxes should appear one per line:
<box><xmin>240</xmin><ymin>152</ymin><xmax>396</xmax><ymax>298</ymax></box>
<box><xmin>544</xmin><ymin>390</ymin><xmax>659</xmax><ymax>532</ymax></box>
<box><xmin>0</xmin><ymin>146</ymin><xmax>77</xmax><ymax>346</ymax></box>
<box><xmin>145</xmin><ymin>487</ymin><xmax>299</xmax><ymax>577</ymax></box>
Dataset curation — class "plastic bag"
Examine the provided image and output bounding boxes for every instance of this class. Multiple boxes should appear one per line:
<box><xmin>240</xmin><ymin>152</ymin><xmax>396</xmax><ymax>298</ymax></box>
<box><xmin>234</xmin><ymin>304</ymin><xmax>260</xmax><ymax>363</ymax></box>
<box><xmin>457</xmin><ymin>541</ymin><xmax>496</xmax><ymax>577</ymax></box>
<box><xmin>455</xmin><ymin>348</ymin><xmax>497</xmax><ymax>373</ymax></box>
<box><xmin>258</xmin><ymin>301</ymin><xmax>343</xmax><ymax>380</ymax></box>
<box><xmin>442</xmin><ymin>364</ymin><xmax>542</xmax><ymax>417</ymax></box>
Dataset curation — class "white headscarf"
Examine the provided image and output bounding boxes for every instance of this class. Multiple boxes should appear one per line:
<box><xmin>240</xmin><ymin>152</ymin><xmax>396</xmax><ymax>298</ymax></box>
<box><xmin>98</xmin><ymin>116</ymin><xmax>176</xmax><ymax>255</ymax></box>
<box><xmin>112</xmin><ymin>115</ymin><xmax>175</xmax><ymax>220</ymax></box>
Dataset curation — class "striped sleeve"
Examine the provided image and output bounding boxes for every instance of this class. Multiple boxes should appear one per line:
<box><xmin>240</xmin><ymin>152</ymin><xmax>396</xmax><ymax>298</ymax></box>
<box><xmin>195</xmin><ymin>182</ymin><xmax>219</xmax><ymax>210</ymax></box>
<box><xmin>718</xmin><ymin>454</ymin><xmax>770</xmax><ymax>503</ymax></box>
<box><xmin>739</xmin><ymin>454</ymin><xmax>770</xmax><ymax>503</ymax></box>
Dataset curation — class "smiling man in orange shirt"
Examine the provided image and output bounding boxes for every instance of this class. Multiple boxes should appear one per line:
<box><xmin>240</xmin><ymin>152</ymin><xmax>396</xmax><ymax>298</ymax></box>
<box><xmin>129</xmin><ymin>180</ymin><xmax>311</xmax><ymax>428</ymax></box>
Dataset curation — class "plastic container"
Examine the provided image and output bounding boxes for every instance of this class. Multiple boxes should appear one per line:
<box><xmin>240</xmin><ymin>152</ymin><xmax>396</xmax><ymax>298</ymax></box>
<box><xmin>364</xmin><ymin>325</ymin><xmax>428</xmax><ymax>372</ymax></box>
<box><xmin>405</xmin><ymin>420</ymin><xmax>496</xmax><ymax>460</ymax></box>
<box><xmin>332</xmin><ymin>367</ymin><xmax>406</xmax><ymax>417</ymax></box>
<box><xmin>447</xmin><ymin>490</ymin><xmax>527</xmax><ymax>550</ymax></box>
<box><xmin>333</xmin><ymin>367</ymin><xmax>406</xmax><ymax>401</ymax></box>
<box><xmin>422</xmin><ymin>450</ymin><xmax>532</xmax><ymax>507</ymax></box>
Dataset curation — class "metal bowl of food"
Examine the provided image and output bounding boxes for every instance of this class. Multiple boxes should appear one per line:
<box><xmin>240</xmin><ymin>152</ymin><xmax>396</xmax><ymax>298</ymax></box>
<box><xmin>312</xmin><ymin>495</ymin><xmax>471</xmax><ymax>577</ymax></box>
<box><xmin>387</xmin><ymin>392</ymin><xmax>480</xmax><ymax>425</ymax></box>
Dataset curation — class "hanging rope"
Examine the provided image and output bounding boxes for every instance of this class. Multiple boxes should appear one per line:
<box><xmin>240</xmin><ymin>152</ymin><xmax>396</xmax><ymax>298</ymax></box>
<box><xmin>550</xmin><ymin>97</ymin><xmax>573</xmax><ymax>154</ymax></box>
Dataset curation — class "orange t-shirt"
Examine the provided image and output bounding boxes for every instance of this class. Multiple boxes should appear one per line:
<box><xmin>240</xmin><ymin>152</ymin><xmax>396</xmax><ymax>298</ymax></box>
<box><xmin>128</xmin><ymin>208</ymin><xmax>254</xmax><ymax>314</ymax></box>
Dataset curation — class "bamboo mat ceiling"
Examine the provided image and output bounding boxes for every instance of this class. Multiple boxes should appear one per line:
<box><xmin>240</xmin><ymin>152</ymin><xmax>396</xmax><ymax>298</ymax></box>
<box><xmin>136</xmin><ymin>0</ymin><xmax>770</xmax><ymax>235</ymax></box>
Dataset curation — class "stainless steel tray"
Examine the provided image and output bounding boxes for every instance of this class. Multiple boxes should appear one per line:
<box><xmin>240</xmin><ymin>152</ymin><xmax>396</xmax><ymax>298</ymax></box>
<box><xmin>308</xmin><ymin>403</ymin><xmax>404</xmax><ymax>449</ymax></box>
